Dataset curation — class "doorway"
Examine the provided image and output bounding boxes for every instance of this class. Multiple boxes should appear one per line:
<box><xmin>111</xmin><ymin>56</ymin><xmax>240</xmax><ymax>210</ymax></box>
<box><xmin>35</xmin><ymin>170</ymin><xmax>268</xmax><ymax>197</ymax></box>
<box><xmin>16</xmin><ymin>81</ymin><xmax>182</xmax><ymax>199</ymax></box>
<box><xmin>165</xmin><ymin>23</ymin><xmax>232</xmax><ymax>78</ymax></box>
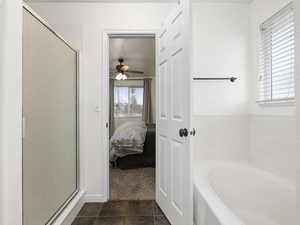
<box><xmin>102</xmin><ymin>2</ymin><xmax>193</xmax><ymax>220</ymax></box>
<box><xmin>104</xmin><ymin>33</ymin><xmax>157</xmax><ymax>201</ymax></box>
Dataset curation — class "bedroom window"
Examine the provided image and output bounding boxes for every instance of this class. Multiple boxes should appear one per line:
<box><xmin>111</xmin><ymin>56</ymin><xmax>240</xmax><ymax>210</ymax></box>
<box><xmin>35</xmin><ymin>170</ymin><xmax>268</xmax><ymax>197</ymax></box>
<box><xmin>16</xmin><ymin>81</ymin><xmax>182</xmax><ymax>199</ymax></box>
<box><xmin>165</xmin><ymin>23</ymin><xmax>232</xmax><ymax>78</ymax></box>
<box><xmin>114</xmin><ymin>86</ymin><xmax>144</xmax><ymax>117</ymax></box>
<box><xmin>258</xmin><ymin>2</ymin><xmax>295</xmax><ymax>104</ymax></box>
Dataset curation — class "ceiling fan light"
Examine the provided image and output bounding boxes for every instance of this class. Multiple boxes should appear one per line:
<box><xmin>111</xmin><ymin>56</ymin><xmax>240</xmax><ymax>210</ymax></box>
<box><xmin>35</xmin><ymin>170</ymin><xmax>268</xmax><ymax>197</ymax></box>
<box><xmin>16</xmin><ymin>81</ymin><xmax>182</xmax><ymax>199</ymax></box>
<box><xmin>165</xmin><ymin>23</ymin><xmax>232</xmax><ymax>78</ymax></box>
<box><xmin>115</xmin><ymin>73</ymin><xmax>123</xmax><ymax>80</ymax></box>
<box><xmin>122</xmin><ymin>74</ymin><xmax>127</xmax><ymax>80</ymax></box>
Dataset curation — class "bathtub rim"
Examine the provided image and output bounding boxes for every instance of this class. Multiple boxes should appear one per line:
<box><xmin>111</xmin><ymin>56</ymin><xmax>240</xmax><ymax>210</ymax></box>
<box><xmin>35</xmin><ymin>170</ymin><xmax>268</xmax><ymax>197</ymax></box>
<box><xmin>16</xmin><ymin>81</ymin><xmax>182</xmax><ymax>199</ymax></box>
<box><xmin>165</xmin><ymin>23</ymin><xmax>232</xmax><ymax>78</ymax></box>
<box><xmin>193</xmin><ymin>160</ymin><xmax>296</xmax><ymax>225</ymax></box>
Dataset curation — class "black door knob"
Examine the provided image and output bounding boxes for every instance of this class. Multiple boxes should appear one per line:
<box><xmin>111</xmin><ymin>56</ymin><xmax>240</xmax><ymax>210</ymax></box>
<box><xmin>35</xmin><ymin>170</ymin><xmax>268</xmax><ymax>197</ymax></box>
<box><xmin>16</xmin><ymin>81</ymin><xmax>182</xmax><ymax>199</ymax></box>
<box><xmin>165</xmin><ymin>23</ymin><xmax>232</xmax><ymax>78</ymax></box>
<box><xmin>179</xmin><ymin>128</ymin><xmax>189</xmax><ymax>137</ymax></box>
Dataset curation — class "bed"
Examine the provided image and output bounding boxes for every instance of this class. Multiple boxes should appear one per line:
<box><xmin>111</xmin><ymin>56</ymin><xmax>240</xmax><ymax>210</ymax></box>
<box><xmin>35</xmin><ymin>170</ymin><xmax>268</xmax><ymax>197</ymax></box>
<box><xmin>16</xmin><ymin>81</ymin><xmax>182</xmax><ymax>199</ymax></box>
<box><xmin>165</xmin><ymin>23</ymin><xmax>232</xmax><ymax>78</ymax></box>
<box><xmin>110</xmin><ymin>122</ymin><xmax>156</xmax><ymax>169</ymax></box>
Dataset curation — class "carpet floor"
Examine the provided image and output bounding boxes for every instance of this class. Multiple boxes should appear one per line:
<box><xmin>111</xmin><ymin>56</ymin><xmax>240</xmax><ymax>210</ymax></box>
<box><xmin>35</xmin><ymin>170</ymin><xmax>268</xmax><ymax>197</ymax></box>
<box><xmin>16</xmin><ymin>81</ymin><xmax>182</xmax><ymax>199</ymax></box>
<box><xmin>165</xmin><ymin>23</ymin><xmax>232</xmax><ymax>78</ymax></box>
<box><xmin>109</xmin><ymin>167</ymin><xmax>155</xmax><ymax>200</ymax></box>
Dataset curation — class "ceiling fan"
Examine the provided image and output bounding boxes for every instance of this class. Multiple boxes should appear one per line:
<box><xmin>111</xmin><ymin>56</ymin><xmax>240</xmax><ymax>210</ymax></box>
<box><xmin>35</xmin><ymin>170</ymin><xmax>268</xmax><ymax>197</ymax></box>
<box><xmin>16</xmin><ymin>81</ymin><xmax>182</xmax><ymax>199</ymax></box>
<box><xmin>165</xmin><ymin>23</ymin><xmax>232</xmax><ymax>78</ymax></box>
<box><xmin>114</xmin><ymin>58</ymin><xmax>144</xmax><ymax>80</ymax></box>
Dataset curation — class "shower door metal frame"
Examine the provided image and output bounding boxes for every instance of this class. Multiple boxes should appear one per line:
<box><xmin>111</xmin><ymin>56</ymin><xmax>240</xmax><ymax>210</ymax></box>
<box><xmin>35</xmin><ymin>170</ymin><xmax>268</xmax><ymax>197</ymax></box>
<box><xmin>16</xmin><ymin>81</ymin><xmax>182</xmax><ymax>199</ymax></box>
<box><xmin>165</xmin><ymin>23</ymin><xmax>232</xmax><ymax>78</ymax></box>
<box><xmin>22</xmin><ymin>4</ymin><xmax>80</xmax><ymax>225</ymax></box>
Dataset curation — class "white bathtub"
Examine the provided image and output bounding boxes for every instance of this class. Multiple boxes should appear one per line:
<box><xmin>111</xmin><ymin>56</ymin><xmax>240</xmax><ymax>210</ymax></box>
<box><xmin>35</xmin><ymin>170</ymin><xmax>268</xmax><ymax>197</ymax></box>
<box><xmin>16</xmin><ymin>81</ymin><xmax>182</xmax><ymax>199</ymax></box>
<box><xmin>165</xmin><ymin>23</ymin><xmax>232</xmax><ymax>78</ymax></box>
<box><xmin>193</xmin><ymin>161</ymin><xmax>296</xmax><ymax>225</ymax></box>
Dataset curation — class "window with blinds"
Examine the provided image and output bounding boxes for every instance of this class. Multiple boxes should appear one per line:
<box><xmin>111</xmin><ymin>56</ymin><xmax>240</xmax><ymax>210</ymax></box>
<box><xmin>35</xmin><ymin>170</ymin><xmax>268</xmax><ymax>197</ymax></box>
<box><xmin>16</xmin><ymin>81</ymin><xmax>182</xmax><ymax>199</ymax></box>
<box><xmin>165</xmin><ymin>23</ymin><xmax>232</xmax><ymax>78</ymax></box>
<box><xmin>258</xmin><ymin>2</ymin><xmax>295</xmax><ymax>104</ymax></box>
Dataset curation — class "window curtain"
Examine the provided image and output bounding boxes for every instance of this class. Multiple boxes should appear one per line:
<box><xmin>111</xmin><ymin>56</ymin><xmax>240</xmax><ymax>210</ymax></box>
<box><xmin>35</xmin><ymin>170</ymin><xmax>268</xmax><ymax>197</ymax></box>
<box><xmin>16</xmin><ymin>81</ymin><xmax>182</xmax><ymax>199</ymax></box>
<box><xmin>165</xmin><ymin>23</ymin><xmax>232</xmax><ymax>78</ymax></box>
<box><xmin>109</xmin><ymin>79</ymin><xmax>115</xmax><ymax>137</ymax></box>
<box><xmin>142</xmin><ymin>78</ymin><xmax>153</xmax><ymax>124</ymax></box>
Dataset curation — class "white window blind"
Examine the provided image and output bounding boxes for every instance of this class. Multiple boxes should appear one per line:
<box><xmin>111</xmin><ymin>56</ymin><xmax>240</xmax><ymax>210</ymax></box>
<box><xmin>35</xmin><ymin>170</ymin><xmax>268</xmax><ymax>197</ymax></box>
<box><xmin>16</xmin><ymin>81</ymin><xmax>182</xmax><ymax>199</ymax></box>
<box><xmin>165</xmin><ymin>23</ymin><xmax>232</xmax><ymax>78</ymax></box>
<box><xmin>258</xmin><ymin>2</ymin><xmax>295</xmax><ymax>103</ymax></box>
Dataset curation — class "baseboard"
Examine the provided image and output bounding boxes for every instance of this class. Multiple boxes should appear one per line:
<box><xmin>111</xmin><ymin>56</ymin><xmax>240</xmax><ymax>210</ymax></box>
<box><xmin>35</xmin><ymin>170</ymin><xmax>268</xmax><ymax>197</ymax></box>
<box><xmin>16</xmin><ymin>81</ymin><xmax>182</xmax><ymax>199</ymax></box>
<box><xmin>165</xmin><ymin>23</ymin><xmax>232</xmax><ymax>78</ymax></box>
<box><xmin>52</xmin><ymin>190</ymin><xmax>85</xmax><ymax>225</ymax></box>
<box><xmin>84</xmin><ymin>194</ymin><xmax>108</xmax><ymax>203</ymax></box>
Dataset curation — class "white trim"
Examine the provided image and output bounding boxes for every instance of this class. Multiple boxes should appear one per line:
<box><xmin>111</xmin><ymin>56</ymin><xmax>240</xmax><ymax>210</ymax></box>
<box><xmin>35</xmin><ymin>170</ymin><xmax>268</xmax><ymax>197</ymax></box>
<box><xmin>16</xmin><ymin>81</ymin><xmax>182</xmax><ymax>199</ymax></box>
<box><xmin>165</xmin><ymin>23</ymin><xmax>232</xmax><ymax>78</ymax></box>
<box><xmin>84</xmin><ymin>194</ymin><xmax>108</xmax><ymax>203</ymax></box>
<box><xmin>101</xmin><ymin>29</ymin><xmax>159</xmax><ymax>201</ymax></box>
<box><xmin>257</xmin><ymin>99</ymin><xmax>296</xmax><ymax>107</ymax></box>
<box><xmin>1</xmin><ymin>0</ymin><xmax>23</xmax><ymax>224</ymax></box>
<box><xmin>52</xmin><ymin>191</ymin><xmax>85</xmax><ymax>225</ymax></box>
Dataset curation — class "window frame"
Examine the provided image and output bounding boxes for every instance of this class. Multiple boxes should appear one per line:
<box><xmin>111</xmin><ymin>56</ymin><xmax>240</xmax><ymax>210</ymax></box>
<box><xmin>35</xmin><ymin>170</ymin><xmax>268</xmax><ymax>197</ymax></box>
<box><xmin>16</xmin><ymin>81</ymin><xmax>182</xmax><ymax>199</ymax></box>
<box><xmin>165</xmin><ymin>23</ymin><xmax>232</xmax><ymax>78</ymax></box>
<box><xmin>114</xmin><ymin>85</ymin><xmax>144</xmax><ymax>118</ymax></box>
<box><xmin>257</xmin><ymin>2</ymin><xmax>295</xmax><ymax>105</ymax></box>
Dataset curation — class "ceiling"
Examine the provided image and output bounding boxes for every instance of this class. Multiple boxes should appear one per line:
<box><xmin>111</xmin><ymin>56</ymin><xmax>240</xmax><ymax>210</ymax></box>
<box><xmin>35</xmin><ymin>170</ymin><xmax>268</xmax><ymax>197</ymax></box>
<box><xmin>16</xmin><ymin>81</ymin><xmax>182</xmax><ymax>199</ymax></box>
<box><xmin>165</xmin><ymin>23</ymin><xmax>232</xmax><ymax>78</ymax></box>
<box><xmin>109</xmin><ymin>38</ymin><xmax>155</xmax><ymax>77</ymax></box>
<box><xmin>27</xmin><ymin>0</ymin><xmax>253</xmax><ymax>3</ymax></box>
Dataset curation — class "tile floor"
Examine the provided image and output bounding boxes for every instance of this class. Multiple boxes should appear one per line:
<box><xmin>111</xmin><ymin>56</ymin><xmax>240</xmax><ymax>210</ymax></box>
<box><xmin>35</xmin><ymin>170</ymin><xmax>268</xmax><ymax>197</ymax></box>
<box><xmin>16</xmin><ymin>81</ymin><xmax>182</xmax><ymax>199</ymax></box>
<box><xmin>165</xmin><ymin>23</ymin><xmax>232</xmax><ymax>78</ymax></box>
<box><xmin>72</xmin><ymin>200</ymin><xmax>171</xmax><ymax>225</ymax></box>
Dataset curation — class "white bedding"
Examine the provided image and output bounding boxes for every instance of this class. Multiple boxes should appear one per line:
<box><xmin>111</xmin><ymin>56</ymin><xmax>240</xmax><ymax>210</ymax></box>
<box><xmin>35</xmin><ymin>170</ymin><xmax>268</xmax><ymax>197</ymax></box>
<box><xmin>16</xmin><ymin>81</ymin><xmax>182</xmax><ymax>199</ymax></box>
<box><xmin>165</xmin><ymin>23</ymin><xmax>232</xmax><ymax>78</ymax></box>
<box><xmin>110</xmin><ymin>121</ymin><xmax>147</xmax><ymax>162</ymax></box>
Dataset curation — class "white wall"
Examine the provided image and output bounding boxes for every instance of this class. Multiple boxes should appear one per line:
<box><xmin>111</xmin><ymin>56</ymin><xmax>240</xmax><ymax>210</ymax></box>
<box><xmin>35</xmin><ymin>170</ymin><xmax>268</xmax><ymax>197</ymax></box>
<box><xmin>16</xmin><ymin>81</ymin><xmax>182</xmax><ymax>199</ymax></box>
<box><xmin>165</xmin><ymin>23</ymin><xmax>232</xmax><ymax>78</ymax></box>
<box><xmin>249</xmin><ymin>0</ymin><xmax>297</xmax><ymax>183</ymax></box>
<box><xmin>249</xmin><ymin>115</ymin><xmax>297</xmax><ymax>183</ymax></box>
<box><xmin>192</xmin><ymin>1</ymin><xmax>297</xmax><ymax>184</ymax></box>
<box><xmin>192</xmin><ymin>3</ymin><xmax>250</xmax><ymax>116</ymax></box>
<box><xmin>0</xmin><ymin>1</ymin><xmax>4</xmax><ymax>222</ymax></box>
<box><xmin>193</xmin><ymin>116</ymin><xmax>250</xmax><ymax>161</ymax></box>
<box><xmin>28</xmin><ymin>2</ymin><xmax>173</xmax><ymax>201</ymax></box>
<box><xmin>0</xmin><ymin>0</ymin><xmax>23</xmax><ymax>225</ymax></box>
<box><xmin>192</xmin><ymin>3</ymin><xmax>251</xmax><ymax>162</ymax></box>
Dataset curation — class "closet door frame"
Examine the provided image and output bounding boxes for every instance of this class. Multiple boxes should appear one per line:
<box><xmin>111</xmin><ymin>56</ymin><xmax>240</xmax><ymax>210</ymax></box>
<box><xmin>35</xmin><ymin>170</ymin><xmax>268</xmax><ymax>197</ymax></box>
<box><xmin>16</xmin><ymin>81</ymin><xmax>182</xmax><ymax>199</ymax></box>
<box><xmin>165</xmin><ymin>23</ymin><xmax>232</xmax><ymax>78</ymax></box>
<box><xmin>22</xmin><ymin>4</ymin><xmax>80</xmax><ymax>225</ymax></box>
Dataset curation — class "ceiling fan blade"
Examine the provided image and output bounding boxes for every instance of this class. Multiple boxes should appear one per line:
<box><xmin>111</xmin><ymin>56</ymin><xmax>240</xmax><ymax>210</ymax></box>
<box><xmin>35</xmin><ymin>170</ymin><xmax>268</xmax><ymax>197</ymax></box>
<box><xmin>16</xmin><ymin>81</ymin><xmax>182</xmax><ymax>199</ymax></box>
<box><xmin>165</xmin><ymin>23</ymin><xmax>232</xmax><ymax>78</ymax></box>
<box><xmin>115</xmin><ymin>58</ymin><xmax>144</xmax><ymax>74</ymax></box>
<box><xmin>121</xmin><ymin>65</ymin><xmax>130</xmax><ymax>72</ymax></box>
<box><xmin>127</xmin><ymin>70</ymin><xmax>144</xmax><ymax>74</ymax></box>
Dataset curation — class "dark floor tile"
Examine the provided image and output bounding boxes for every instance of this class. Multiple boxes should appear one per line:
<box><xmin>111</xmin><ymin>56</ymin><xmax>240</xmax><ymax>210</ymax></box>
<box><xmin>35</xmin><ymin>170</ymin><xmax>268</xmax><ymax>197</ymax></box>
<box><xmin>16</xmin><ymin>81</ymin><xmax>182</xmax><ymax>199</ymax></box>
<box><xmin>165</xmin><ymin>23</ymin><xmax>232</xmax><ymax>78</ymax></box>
<box><xmin>154</xmin><ymin>216</ymin><xmax>171</xmax><ymax>225</ymax></box>
<box><xmin>128</xmin><ymin>201</ymin><xmax>154</xmax><ymax>216</ymax></box>
<box><xmin>71</xmin><ymin>217</ymin><xmax>96</xmax><ymax>225</ymax></box>
<box><xmin>99</xmin><ymin>201</ymin><xmax>154</xmax><ymax>217</ymax></box>
<box><xmin>124</xmin><ymin>216</ymin><xmax>154</xmax><ymax>225</ymax></box>
<box><xmin>78</xmin><ymin>203</ymin><xmax>104</xmax><ymax>217</ymax></box>
<box><xmin>99</xmin><ymin>201</ymin><xmax>131</xmax><ymax>217</ymax></box>
<box><xmin>153</xmin><ymin>203</ymin><xmax>163</xmax><ymax>216</ymax></box>
<box><xmin>93</xmin><ymin>217</ymin><xmax>124</xmax><ymax>225</ymax></box>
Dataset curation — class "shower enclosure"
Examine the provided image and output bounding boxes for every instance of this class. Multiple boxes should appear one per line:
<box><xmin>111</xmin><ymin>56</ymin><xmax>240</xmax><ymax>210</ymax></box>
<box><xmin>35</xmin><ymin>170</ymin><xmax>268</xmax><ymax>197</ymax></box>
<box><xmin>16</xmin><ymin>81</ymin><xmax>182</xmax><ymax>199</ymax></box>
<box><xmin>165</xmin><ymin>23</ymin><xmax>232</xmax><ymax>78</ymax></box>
<box><xmin>22</xmin><ymin>6</ymin><xmax>79</xmax><ymax>225</ymax></box>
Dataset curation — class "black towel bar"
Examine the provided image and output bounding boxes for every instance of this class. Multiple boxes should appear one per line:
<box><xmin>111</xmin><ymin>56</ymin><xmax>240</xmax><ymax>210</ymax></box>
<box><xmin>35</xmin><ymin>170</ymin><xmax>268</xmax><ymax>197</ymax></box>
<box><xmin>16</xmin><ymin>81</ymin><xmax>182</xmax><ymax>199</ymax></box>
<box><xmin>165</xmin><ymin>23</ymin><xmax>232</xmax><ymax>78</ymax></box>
<box><xmin>193</xmin><ymin>77</ymin><xmax>237</xmax><ymax>82</ymax></box>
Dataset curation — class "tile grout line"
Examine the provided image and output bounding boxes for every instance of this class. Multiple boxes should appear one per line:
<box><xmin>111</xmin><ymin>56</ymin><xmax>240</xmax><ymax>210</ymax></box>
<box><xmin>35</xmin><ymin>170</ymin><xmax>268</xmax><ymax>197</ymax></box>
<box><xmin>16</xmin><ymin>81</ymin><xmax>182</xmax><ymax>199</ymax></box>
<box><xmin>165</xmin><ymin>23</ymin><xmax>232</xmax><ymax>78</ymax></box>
<box><xmin>153</xmin><ymin>201</ymin><xmax>156</xmax><ymax>225</ymax></box>
<box><xmin>97</xmin><ymin>203</ymin><xmax>103</xmax><ymax>218</ymax></box>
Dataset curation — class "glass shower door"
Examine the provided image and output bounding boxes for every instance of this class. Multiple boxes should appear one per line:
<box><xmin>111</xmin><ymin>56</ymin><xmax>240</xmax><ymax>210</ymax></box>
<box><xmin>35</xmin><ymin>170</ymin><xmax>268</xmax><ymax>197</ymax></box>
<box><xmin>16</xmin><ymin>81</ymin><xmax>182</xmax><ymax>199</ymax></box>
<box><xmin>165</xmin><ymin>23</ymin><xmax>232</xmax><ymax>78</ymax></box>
<box><xmin>22</xmin><ymin>7</ymin><xmax>78</xmax><ymax>225</ymax></box>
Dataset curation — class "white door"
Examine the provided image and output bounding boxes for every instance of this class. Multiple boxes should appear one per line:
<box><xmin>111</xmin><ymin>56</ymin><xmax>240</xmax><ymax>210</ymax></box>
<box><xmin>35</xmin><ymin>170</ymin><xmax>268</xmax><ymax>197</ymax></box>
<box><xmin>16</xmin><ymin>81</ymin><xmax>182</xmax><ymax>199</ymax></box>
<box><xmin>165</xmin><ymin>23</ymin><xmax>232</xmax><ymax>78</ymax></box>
<box><xmin>156</xmin><ymin>0</ymin><xmax>192</xmax><ymax>224</ymax></box>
